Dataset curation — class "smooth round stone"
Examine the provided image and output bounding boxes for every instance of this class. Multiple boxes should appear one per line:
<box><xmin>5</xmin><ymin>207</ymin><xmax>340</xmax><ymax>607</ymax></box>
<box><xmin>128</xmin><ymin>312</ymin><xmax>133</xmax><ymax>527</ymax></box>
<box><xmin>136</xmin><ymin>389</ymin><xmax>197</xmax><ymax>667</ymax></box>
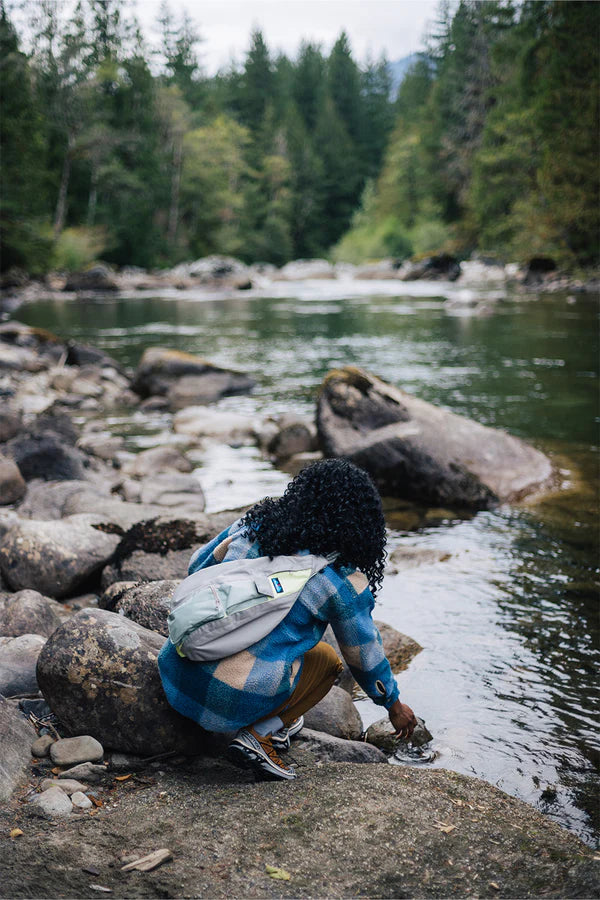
<box><xmin>31</xmin><ymin>786</ymin><xmax>73</xmax><ymax>818</ymax></box>
<box><xmin>70</xmin><ymin>790</ymin><xmax>93</xmax><ymax>809</ymax></box>
<box><xmin>50</xmin><ymin>735</ymin><xmax>104</xmax><ymax>766</ymax></box>
<box><xmin>31</xmin><ymin>734</ymin><xmax>55</xmax><ymax>758</ymax></box>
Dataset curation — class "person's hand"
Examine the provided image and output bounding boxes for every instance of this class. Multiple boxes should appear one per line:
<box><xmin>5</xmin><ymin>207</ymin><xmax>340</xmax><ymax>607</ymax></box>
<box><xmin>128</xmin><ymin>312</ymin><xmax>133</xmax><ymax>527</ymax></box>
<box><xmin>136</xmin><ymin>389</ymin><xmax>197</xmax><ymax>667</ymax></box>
<box><xmin>388</xmin><ymin>699</ymin><xmax>417</xmax><ymax>740</ymax></box>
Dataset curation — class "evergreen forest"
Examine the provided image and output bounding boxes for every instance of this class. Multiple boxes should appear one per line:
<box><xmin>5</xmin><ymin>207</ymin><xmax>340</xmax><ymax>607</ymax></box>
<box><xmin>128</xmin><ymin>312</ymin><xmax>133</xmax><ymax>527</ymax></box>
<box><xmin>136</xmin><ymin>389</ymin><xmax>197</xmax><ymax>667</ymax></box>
<box><xmin>1</xmin><ymin>0</ymin><xmax>598</xmax><ymax>276</ymax></box>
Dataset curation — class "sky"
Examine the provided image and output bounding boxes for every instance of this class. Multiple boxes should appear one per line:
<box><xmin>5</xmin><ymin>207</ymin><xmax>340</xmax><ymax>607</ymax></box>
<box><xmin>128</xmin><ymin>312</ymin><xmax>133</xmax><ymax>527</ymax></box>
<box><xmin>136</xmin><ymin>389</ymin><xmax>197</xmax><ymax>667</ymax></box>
<box><xmin>135</xmin><ymin>0</ymin><xmax>441</xmax><ymax>72</ymax></box>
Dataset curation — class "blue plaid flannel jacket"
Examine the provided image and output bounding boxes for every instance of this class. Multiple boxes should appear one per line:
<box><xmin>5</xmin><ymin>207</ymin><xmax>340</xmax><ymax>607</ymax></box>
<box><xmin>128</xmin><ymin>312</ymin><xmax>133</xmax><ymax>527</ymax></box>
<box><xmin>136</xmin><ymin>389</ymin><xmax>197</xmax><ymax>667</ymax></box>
<box><xmin>158</xmin><ymin>519</ymin><xmax>399</xmax><ymax>732</ymax></box>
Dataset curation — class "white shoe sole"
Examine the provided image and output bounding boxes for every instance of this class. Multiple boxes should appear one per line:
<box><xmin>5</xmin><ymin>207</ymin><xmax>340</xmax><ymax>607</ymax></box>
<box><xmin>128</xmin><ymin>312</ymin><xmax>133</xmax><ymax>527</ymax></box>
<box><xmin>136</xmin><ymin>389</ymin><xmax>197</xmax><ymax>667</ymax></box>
<box><xmin>228</xmin><ymin>732</ymin><xmax>298</xmax><ymax>781</ymax></box>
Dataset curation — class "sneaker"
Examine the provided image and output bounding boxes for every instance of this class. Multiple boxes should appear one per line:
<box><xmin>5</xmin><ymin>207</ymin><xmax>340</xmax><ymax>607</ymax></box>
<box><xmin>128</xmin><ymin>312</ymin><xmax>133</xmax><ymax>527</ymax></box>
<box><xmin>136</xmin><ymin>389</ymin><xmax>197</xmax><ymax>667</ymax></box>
<box><xmin>228</xmin><ymin>727</ymin><xmax>298</xmax><ymax>781</ymax></box>
<box><xmin>271</xmin><ymin>715</ymin><xmax>305</xmax><ymax>751</ymax></box>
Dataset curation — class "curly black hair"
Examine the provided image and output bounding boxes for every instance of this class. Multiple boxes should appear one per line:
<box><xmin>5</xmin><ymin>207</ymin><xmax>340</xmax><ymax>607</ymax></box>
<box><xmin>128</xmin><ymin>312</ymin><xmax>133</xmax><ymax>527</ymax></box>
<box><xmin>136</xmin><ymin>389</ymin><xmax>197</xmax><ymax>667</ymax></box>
<box><xmin>242</xmin><ymin>459</ymin><xmax>387</xmax><ymax>596</ymax></box>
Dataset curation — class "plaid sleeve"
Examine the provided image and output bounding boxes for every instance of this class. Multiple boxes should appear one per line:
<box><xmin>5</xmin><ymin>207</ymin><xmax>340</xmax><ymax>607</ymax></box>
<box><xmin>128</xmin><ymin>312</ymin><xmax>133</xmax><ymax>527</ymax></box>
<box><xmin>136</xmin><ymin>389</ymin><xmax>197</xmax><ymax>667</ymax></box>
<box><xmin>325</xmin><ymin>578</ymin><xmax>400</xmax><ymax>710</ymax></box>
<box><xmin>187</xmin><ymin>519</ymin><xmax>243</xmax><ymax>574</ymax></box>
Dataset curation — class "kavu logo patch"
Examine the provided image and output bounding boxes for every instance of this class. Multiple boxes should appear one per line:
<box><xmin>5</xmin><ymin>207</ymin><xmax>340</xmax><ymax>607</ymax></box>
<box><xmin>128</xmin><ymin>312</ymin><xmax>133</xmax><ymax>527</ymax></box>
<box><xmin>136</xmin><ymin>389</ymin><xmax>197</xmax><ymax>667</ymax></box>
<box><xmin>271</xmin><ymin>576</ymin><xmax>284</xmax><ymax>594</ymax></box>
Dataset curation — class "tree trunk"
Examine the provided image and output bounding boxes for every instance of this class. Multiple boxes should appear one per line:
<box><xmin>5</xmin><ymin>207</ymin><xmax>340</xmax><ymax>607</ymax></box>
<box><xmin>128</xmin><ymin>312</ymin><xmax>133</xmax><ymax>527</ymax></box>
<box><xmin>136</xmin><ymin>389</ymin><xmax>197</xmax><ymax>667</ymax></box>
<box><xmin>168</xmin><ymin>132</ymin><xmax>183</xmax><ymax>247</ymax></box>
<box><xmin>54</xmin><ymin>133</ymin><xmax>74</xmax><ymax>238</ymax></box>
<box><xmin>87</xmin><ymin>164</ymin><xmax>99</xmax><ymax>227</ymax></box>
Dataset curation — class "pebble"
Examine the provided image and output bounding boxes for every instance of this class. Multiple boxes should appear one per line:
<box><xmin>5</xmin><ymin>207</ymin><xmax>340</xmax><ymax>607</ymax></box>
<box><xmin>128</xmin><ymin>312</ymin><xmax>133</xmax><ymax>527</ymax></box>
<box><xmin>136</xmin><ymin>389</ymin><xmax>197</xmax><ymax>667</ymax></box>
<box><xmin>58</xmin><ymin>762</ymin><xmax>106</xmax><ymax>782</ymax></box>
<box><xmin>31</xmin><ymin>734</ymin><xmax>55</xmax><ymax>758</ymax></box>
<box><xmin>71</xmin><ymin>791</ymin><xmax>93</xmax><ymax>810</ymax></box>
<box><xmin>50</xmin><ymin>736</ymin><xmax>104</xmax><ymax>766</ymax></box>
<box><xmin>40</xmin><ymin>778</ymin><xmax>88</xmax><ymax>794</ymax></box>
<box><xmin>30</xmin><ymin>786</ymin><xmax>73</xmax><ymax>818</ymax></box>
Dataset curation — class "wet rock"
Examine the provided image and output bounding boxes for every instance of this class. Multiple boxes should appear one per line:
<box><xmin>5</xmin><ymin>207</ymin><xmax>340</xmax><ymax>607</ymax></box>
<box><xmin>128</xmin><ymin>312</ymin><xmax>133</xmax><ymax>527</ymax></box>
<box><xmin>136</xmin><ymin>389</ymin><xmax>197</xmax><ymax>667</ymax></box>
<box><xmin>50</xmin><ymin>735</ymin><xmax>104</xmax><ymax>766</ymax></box>
<box><xmin>364</xmin><ymin>715</ymin><xmax>433</xmax><ymax>753</ymax></box>
<box><xmin>138</xmin><ymin>473</ymin><xmax>205</xmax><ymax>510</ymax></box>
<box><xmin>317</xmin><ymin>367</ymin><xmax>554</xmax><ymax>509</ymax></box>
<box><xmin>0</xmin><ymin>455</ymin><xmax>26</xmax><ymax>504</ymax></box>
<box><xmin>131</xmin><ymin>348</ymin><xmax>255</xmax><ymax>402</ymax></box>
<box><xmin>101</xmin><ymin>516</ymin><xmax>213</xmax><ymax>588</ymax></box>
<box><xmin>0</xmin><ymin>633</ymin><xmax>46</xmax><ymax>695</ymax></box>
<box><xmin>0</xmin><ymin>589</ymin><xmax>64</xmax><ymax>637</ymax></box>
<box><xmin>168</xmin><ymin>372</ymin><xmax>255</xmax><ymax>410</ymax></box>
<box><xmin>64</xmin><ymin>341</ymin><xmax>125</xmax><ymax>373</ymax></box>
<box><xmin>31</xmin><ymin>734</ymin><xmax>56</xmax><ymax>757</ymax></box>
<box><xmin>71</xmin><ymin>790</ymin><xmax>93</xmax><ymax>809</ymax></box>
<box><xmin>30</xmin><ymin>785</ymin><xmax>73</xmax><ymax>818</ymax></box>
<box><xmin>40</xmin><ymin>778</ymin><xmax>88</xmax><ymax>793</ymax></box>
<box><xmin>0</xmin><ymin>694</ymin><xmax>36</xmax><ymax>800</ymax></box>
<box><xmin>172</xmin><ymin>406</ymin><xmax>257</xmax><ymax>444</ymax></box>
<box><xmin>0</xmin><ymin>514</ymin><xmax>121</xmax><ymax>598</ymax></box>
<box><xmin>63</xmin><ymin>265</ymin><xmax>118</xmax><ymax>292</ymax></box>
<box><xmin>112</xmin><ymin>580</ymin><xmax>179</xmax><ymax>633</ymax></box>
<box><xmin>304</xmin><ymin>685</ymin><xmax>362</xmax><ymax>740</ymax></box>
<box><xmin>295</xmin><ymin>727</ymin><xmax>387</xmax><ymax>763</ymax></box>
<box><xmin>37</xmin><ymin>608</ymin><xmax>211</xmax><ymax>755</ymax></box>
<box><xmin>121</xmin><ymin>446</ymin><xmax>193</xmax><ymax>478</ymax></box>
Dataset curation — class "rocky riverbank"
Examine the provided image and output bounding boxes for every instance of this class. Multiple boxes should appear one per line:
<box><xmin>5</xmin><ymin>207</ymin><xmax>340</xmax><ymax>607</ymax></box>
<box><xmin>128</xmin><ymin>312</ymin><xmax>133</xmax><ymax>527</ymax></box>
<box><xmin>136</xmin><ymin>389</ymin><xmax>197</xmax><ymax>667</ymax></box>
<box><xmin>1</xmin><ymin>254</ymin><xmax>599</xmax><ymax>316</ymax></box>
<box><xmin>0</xmin><ymin>321</ymin><xmax>596</xmax><ymax>897</ymax></box>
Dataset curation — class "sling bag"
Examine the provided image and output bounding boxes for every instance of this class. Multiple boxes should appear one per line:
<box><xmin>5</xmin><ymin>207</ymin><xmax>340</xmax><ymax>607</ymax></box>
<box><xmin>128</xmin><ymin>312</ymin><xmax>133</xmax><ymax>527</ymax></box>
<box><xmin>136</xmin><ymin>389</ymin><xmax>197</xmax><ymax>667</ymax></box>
<box><xmin>167</xmin><ymin>551</ymin><xmax>336</xmax><ymax>662</ymax></box>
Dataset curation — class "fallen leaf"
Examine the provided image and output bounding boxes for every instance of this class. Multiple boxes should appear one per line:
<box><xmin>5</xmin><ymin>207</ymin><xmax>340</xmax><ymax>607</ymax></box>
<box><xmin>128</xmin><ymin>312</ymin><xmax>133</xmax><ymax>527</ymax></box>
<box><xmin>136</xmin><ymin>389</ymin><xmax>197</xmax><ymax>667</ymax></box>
<box><xmin>51</xmin><ymin>767</ymin><xmax>62</xmax><ymax>775</ymax></box>
<box><xmin>114</xmin><ymin>775</ymin><xmax>132</xmax><ymax>782</ymax></box>
<box><xmin>83</xmin><ymin>866</ymin><xmax>101</xmax><ymax>876</ymax></box>
<box><xmin>90</xmin><ymin>796</ymin><xmax>104</xmax><ymax>808</ymax></box>
<box><xmin>121</xmin><ymin>849</ymin><xmax>172</xmax><ymax>872</ymax></box>
<box><xmin>265</xmin><ymin>864</ymin><xmax>291</xmax><ymax>881</ymax></box>
<box><xmin>433</xmin><ymin>821</ymin><xmax>456</xmax><ymax>834</ymax></box>
<box><xmin>10</xmin><ymin>828</ymin><xmax>23</xmax><ymax>839</ymax></box>
<box><xmin>490</xmin><ymin>882</ymin><xmax>500</xmax><ymax>891</ymax></box>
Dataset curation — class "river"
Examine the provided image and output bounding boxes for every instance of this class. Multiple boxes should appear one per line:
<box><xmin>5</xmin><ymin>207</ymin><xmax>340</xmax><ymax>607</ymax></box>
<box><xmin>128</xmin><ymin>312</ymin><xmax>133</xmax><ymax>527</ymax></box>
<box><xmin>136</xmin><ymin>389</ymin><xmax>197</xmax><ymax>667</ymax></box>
<box><xmin>15</xmin><ymin>280</ymin><xmax>599</xmax><ymax>846</ymax></box>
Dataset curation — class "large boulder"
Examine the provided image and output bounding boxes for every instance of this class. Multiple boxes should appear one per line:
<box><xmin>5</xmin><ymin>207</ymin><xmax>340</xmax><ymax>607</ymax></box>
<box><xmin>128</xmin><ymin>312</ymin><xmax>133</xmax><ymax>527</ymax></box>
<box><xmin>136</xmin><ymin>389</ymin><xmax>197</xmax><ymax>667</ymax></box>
<box><xmin>131</xmin><ymin>348</ymin><xmax>255</xmax><ymax>404</ymax></box>
<box><xmin>120</xmin><ymin>446</ymin><xmax>193</xmax><ymax>478</ymax></box>
<box><xmin>317</xmin><ymin>367</ymin><xmax>554</xmax><ymax>509</ymax></box>
<box><xmin>0</xmin><ymin>695</ymin><xmax>36</xmax><ymax>801</ymax></box>
<box><xmin>173</xmin><ymin>406</ymin><xmax>257</xmax><ymax>444</ymax></box>
<box><xmin>6</xmin><ymin>433</ymin><xmax>88</xmax><ymax>482</ymax></box>
<box><xmin>36</xmin><ymin>608</ymin><xmax>210</xmax><ymax>755</ymax></box>
<box><xmin>0</xmin><ymin>514</ymin><xmax>121</xmax><ymax>598</ymax></box>
<box><xmin>138</xmin><ymin>472</ymin><xmax>206</xmax><ymax>510</ymax></box>
<box><xmin>399</xmin><ymin>253</ymin><xmax>461</xmax><ymax>282</ymax></box>
<box><xmin>0</xmin><ymin>633</ymin><xmax>46</xmax><ymax>696</ymax></box>
<box><xmin>0</xmin><ymin>589</ymin><xmax>65</xmax><ymax>637</ymax></box>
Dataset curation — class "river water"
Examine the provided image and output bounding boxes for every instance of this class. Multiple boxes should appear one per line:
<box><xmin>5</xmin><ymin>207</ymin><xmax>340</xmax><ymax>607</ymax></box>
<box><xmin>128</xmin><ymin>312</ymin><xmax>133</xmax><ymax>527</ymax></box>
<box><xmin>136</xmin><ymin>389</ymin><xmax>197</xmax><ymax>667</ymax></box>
<box><xmin>15</xmin><ymin>281</ymin><xmax>599</xmax><ymax>846</ymax></box>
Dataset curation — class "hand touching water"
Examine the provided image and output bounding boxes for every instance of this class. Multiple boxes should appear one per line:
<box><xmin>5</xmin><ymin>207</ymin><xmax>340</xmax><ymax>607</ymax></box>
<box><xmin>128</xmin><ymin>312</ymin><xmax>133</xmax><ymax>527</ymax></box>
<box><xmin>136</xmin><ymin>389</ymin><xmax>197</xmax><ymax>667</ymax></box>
<box><xmin>388</xmin><ymin>699</ymin><xmax>417</xmax><ymax>740</ymax></box>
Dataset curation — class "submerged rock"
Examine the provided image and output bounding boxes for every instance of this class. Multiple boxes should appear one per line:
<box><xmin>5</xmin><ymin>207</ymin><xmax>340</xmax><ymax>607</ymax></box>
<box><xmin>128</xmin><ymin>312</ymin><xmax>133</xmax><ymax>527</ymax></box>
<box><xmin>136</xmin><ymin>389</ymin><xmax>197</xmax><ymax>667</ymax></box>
<box><xmin>36</xmin><ymin>608</ymin><xmax>210</xmax><ymax>755</ymax></box>
<box><xmin>0</xmin><ymin>514</ymin><xmax>121</xmax><ymax>597</ymax></box>
<box><xmin>364</xmin><ymin>715</ymin><xmax>433</xmax><ymax>753</ymax></box>
<box><xmin>317</xmin><ymin>367</ymin><xmax>554</xmax><ymax>509</ymax></box>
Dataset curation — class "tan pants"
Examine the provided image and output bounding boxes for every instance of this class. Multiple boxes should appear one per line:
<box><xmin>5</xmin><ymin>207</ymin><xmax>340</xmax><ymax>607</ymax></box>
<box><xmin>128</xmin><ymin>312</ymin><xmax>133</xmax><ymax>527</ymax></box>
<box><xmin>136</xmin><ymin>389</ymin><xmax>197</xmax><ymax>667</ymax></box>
<box><xmin>271</xmin><ymin>641</ymin><xmax>344</xmax><ymax>727</ymax></box>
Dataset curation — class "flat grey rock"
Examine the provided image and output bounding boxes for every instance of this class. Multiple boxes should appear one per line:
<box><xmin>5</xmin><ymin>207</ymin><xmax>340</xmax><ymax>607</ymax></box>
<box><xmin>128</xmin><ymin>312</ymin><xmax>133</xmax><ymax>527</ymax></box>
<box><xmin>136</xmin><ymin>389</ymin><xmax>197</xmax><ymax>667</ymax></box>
<box><xmin>50</xmin><ymin>735</ymin><xmax>104</xmax><ymax>766</ymax></box>
<box><xmin>30</xmin><ymin>786</ymin><xmax>73</xmax><ymax>818</ymax></box>
<box><xmin>0</xmin><ymin>695</ymin><xmax>36</xmax><ymax>801</ymax></box>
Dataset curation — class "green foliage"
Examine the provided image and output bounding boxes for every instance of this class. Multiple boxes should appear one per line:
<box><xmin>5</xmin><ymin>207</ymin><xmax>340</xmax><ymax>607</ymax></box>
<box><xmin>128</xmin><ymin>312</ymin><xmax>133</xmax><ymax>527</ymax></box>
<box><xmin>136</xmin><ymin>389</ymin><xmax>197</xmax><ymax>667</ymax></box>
<box><xmin>52</xmin><ymin>226</ymin><xmax>108</xmax><ymax>271</ymax></box>
<box><xmin>1</xmin><ymin>1</ymin><xmax>597</xmax><ymax>274</ymax></box>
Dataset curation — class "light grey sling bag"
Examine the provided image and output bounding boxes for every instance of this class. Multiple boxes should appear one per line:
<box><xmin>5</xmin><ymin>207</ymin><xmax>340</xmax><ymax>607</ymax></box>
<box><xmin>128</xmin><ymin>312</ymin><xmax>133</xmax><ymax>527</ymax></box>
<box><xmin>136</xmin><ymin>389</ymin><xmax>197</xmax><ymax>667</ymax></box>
<box><xmin>167</xmin><ymin>552</ymin><xmax>336</xmax><ymax>662</ymax></box>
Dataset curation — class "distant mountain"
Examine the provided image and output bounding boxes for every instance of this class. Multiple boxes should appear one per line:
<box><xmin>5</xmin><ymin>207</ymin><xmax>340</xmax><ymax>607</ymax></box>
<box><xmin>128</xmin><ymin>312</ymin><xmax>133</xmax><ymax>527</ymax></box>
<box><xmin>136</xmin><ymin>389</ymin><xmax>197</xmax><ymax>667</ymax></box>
<box><xmin>388</xmin><ymin>53</ymin><xmax>421</xmax><ymax>96</ymax></box>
